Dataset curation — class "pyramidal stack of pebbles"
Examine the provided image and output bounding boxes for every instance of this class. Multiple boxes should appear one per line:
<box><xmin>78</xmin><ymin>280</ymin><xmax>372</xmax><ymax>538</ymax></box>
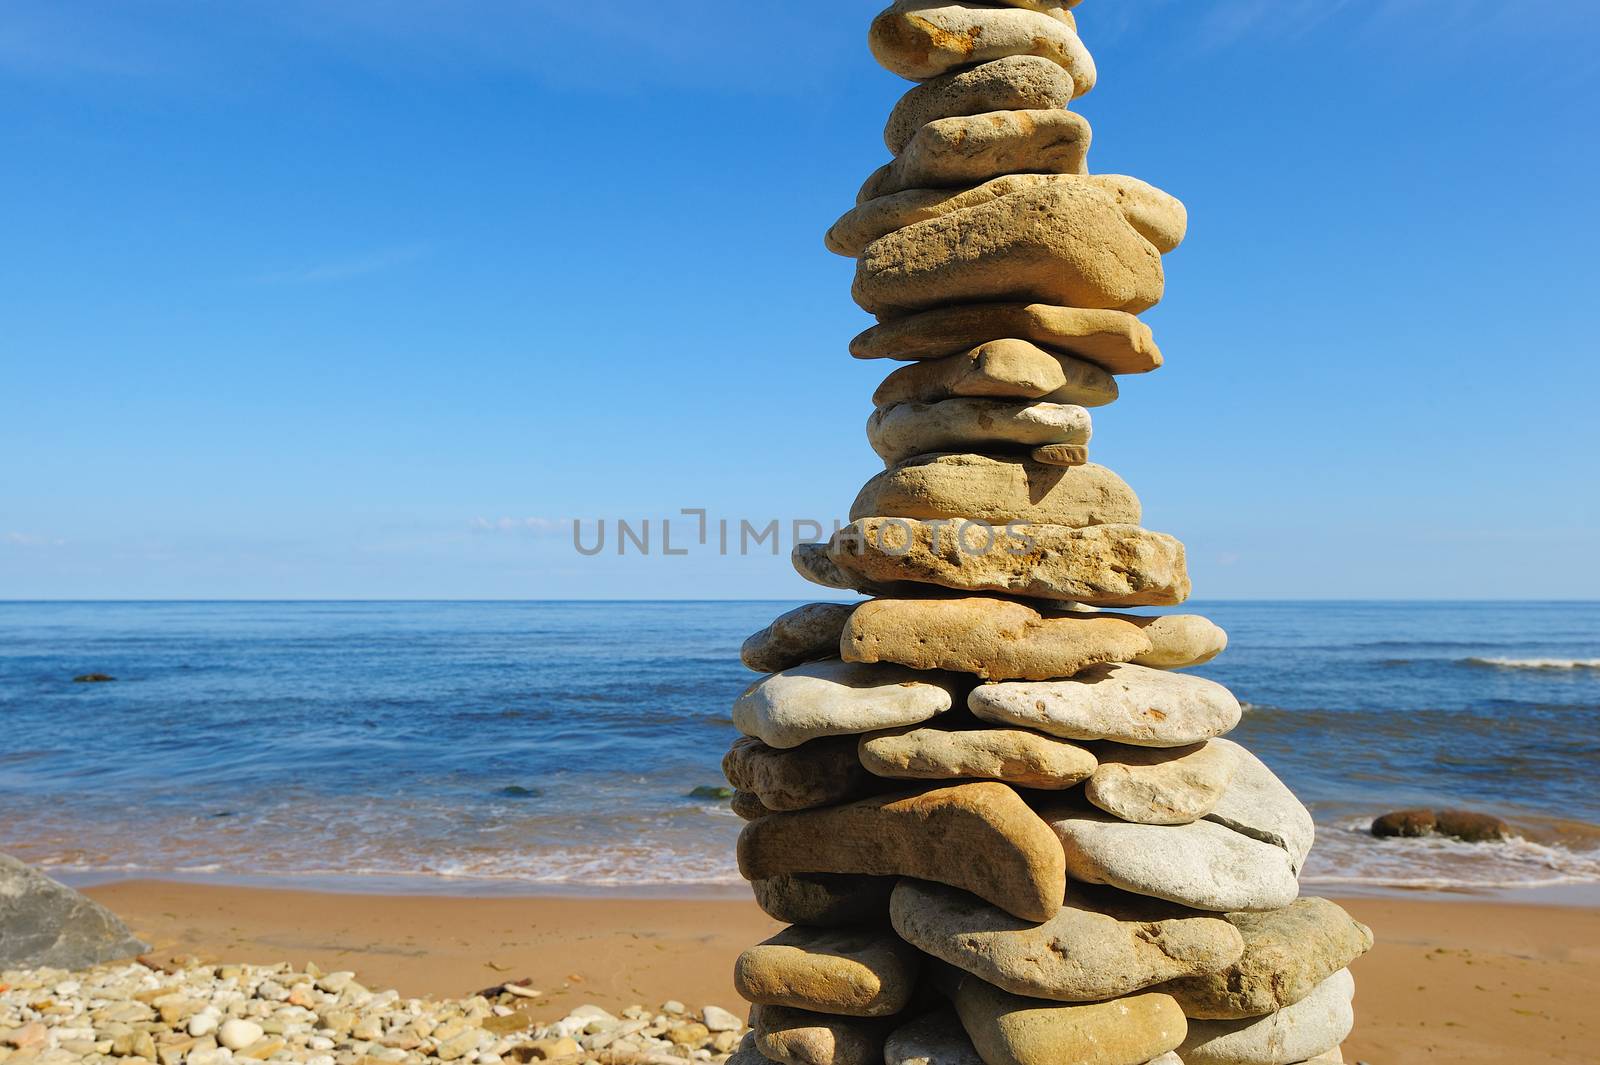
<box><xmin>722</xmin><ymin>5</ymin><xmax>1372</xmax><ymax>1065</ymax></box>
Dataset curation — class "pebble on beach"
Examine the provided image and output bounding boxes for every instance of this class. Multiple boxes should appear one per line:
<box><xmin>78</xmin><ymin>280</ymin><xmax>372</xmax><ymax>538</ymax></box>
<box><xmin>0</xmin><ymin>957</ymin><xmax>748</xmax><ymax>1065</ymax></box>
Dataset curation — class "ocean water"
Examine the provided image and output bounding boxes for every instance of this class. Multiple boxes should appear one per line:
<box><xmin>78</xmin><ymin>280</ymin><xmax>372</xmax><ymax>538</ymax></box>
<box><xmin>1</xmin><ymin>600</ymin><xmax>1597</xmax><ymax>897</ymax></box>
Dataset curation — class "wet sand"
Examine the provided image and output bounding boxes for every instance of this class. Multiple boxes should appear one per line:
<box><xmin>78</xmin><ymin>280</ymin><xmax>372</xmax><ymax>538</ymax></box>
<box><xmin>85</xmin><ymin>881</ymin><xmax>1600</xmax><ymax>1064</ymax></box>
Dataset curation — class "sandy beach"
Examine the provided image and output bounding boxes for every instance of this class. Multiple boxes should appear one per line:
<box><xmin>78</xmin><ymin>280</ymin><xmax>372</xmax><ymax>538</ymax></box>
<box><xmin>77</xmin><ymin>881</ymin><xmax>1600</xmax><ymax>1064</ymax></box>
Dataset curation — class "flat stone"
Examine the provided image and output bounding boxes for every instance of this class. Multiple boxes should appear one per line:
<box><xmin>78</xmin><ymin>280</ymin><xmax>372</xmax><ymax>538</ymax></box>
<box><xmin>1203</xmin><ymin>740</ymin><xmax>1316</xmax><ymax>874</ymax></box>
<box><xmin>852</xmin><ymin>455</ymin><xmax>1142</xmax><ymax>527</ymax></box>
<box><xmin>861</xmin><ymin>109</ymin><xmax>1091</xmax><ymax>200</ymax></box>
<box><xmin>1032</xmin><ymin>443</ymin><xmax>1087</xmax><ymax>467</ymax></box>
<box><xmin>736</xmin><ymin>925</ymin><xmax>923</xmax><ymax>1017</ymax></box>
<box><xmin>1086</xmin><ymin>740</ymin><xmax>1239</xmax><ymax>825</ymax></box>
<box><xmin>1154</xmin><ymin>898</ymin><xmax>1374</xmax><ymax>1020</ymax></box>
<box><xmin>1045</xmin><ymin>805</ymin><xmax>1301</xmax><ymax>912</ymax></box>
<box><xmin>869</xmin><ymin>1</ymin><xmax>1096</xmax><ymax>88</ymax></box>
<box><xmin>830</xmin><ymin>174</ymin><xmax>1187</xmax><ymax>259</ymax></box>
<box><xmin>750</xmin><ymin>1004</ymin><xmax>893</xmax><ymax>1065</ymax></box>
<box><xmin>970</xmin><ymin>663</ymin><xmax>1242</xmax><ymax>746</ymax></box>
<box><xmin>884</xmin><ymin>1014</ymin><xmax>985</xmax><ymax>1065</ymax></box>
<box><xmin>946</xmin><ymin>970</ymin><xmax>1186</xmax><ymax>1065</ymax></box>
<box><xmin>859</xmin><ymin>724</ymin><xmax>1096</xmax><ymax>789</ymax></box>
<box><xmin>1178</xmin><ymin>969</ymin><xmax>1355</xmax><ymax>1065</ymax></box>
<box><xmin>854</xmin><ymin>184</ymin><xmax>1165</xmax><ymax>318</ymax></box>
<box><xmin>737</xmin><ymin>783</ymin><xmax>1066</xmax><ymax>922</ymax></box>
<box><xmin>827</xmin><ymin>520</ymin><xmax>1189</xmax><ymax>607</ymax></box>
<box><xmin>867</xmin><ymin>400</ymin><xmax>1092</xmax><ymax>466</ymax></box>
<box><xmin>723</xmin><ymin>736</ymin><xmax>876</xmax><ymax>812</ymax></box>
<box><xmin>871</xmin><ymin>340</ymin><xmax>1118</xmax><ymax>408</ymax></box>
<box><xmin>851</xmin><ymin>303</ymin><xmax>1162</xmax><ymax>375</ymax></box>
<box><xmin>792</xmin><ymin>542</ymin><xmax>898</xmax><ymax>594</ymax></box>
<box><xmin>742</xmin><ymin>604</ymin><xmax>857</xmax><ymax>673</ymax></box>
<box><xmin>884</xmin><ymin>56</ymin><xmax>1080</xmax><ymax>153</ymax></box>
<box><xmin>892</xmin><ymin>880</ymin><xmax>1243</xmax><ymax>1002</ymax></box>
<box><xmin>733</xmin><ymin>659</ymin><xmax>960</xmax><ymax>749</ymax></box>
<box><xmin>842</xmin><ymin>597</ymin><xmax>1152</xmax><ymax>681</ymax></box>
<box><xmin>1109</xmin><ymin>613</ymin><xmax>1229</xmax><ymax>669</ymax></box>
<box><xmin>0</xmin><ymin>853</ymin><xmax>148</xmax><ymax>969</ymax></box>
<box><xmin>751</xmin><ymin>874</ymin><xmax>897</xmax><ymax>927</ymax></box>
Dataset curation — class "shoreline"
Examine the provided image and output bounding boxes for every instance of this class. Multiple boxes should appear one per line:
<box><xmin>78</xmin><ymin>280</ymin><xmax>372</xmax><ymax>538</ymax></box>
<box><xmin>51</xmin><ymin>868</ymin><xmax>1600</xmax><ymax>908</ymax></box>
<box><xmin>62</xmin><ymin>879</ymin><xmax>1600</xmax><ymax>1064</ymax></box>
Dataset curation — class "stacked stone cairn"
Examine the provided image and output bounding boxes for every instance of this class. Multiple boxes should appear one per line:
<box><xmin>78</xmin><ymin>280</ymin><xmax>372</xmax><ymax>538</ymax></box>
<box><xmin>721</xmin><ymin>5</ymin><xmax>1374</xmax><ymax>1065</ymax></box>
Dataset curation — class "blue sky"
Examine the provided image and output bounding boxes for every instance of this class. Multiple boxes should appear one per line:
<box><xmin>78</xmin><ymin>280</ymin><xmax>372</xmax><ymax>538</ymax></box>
<box><xmin>2</xmin><ymin>0</ymin><xmax>1597</xmax><ymax>600</ymax></box>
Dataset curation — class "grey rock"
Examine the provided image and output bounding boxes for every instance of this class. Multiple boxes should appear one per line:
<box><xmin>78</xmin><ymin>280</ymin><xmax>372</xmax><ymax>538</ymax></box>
<box><xmin>1045</xmin><ymin>806</ymin><xmax>1301</xmax><ymax>912</ymax></box>
<box><xmin>734</xmin><ymin>659</ymin><xmax>960</xmax><ymax>749</ymax></box>
<box><xmin>723</xmin><ymin>736</ymin><xmax>876</xmax><ymax>812</ymax></box>
<box><xmin>0</xmin><ymin>853</ymin><xmax>148</xmax><ymax>969</ymax></box>
<box><xmin>1179</xmin><ymin>969</ymin><xmax>1355</xmax><ymax>1065</ymax></box>
<box><xmin>1205</xmin><ymin>740</ymin><xmax>1315</xmax><ymax>874</ymax></box>
<box><xmin>970</xmin><ymin>664</ymin><xmax>1241</xmax><ymax>747</ymax></box>
<box><xmin>742</xmin><ymin>604</ymin><xmax>856</xmax><ymax>673</ymax></box>
<box><xmin>884</xmin><ymin>1013</ymin><xmax>985</xmax><ymax>1065</ymax></box>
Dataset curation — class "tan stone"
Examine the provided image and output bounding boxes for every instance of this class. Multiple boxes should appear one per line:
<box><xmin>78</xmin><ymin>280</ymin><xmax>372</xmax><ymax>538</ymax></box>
<box><xmin>969</xmin><ymin>663</ymin><xmax>1242</xmax><ymax>746</ymax></box>
<box><xmin>946</xmin><ymin>969</ymin><xmax>1187</xmax><ymax>1065</ymax></box>
<box><xmin>854</xmin><ymin>184</ymin><xmax>1165</xmax><ymax>318</ymax></box>
<box><xmin>851</xmin><ymin>303</ymin><xmax>1162</xmax><ymax>375</ymax></box>
<box><xmin>735</xmin><ymin>926</ymin><xmax>923</xmax><ymax>1017</ymax></box>
<box><xmin>827</xmin><ymin>519</ymin><xmax>1188</xmax><ymax>607</ymax></box>
<box><xmin>737</xmin><ymin>783</ymin><xmax>1066</xmax><ymax>922</ymax></box>
<box><xmin>871</xmin><ymin>340</ymin><xmax>1118</xmax><ymax>408</ymax></box>
<box><xmin>884</xmin><ymin>56</ymin><xmax>1080</xmax><ymax>153</ymax></box>
<box><xmin>750</xmin><ymin>1004</ymin><xmax>893</xmax><ymax>1065</ymax></box>
<box><xmin>861</xmin><ymin>110</ymin><xmax>1091</xmax><ymax>201</ymax></box>
<box><xmin>751</xmin><ymin>874</ymin><xmax>896</xmax><ymax>927</ymax></box>
<box><xmin>1154</xmin><ymin>898</ymin><xmax>1374</xmax><ymax>1020</ymax></box>
<box><xmin>723</xmin><ymin>736</ymin><xmax>875</xmax><ymax>812</ymax></box>
<box><xmin>851</xmin><ymin>455</ymin><xmax>1141</xmax><ymax>527</ymax></box>
<box><xmin>830</xmin><ymin>174</ymin><xmax>1186</xmax><ymax>259</ymax></box>
<box><xmin>893</xmin><ymin>880</ymin><xmax>1244</xmax><ymax>1002</ymax></box>
<box><xmin>1032</xmin><ymin>443</ymin><xmax>1087</xmax><ymax>467</ymax></box>
<box><xmin>869</xmin><ymin>1</ymin><xmax>1096</xmax><ymax>89</ymax></box>
<box><xmin>867</xmin><ymin>400</ymin><xmax>1092</xmax><ymax>466</ymax></box>
<box><xmin>842</xmin><ymin>596</ymin><xmax>1152</xmax><ymax>681</ymax></box>
<box><xmin>859</xmin><ymin>723</ymin><xmax>1096</xmax><ymax>789</ymax></box>
<box><xmin>1086</xmin><ymin>740</ymin><xmax>1240</xmax><ymax>825</ymax></box>
<box><xmin>1114</xmin><ymin>613</ymin><xmax>1229</xmax><ymax>669</ymax></box>
<box><xmin>742</xmin><ymin>604</ymin><xmax>856</xmax><ymax>673</ymax></box>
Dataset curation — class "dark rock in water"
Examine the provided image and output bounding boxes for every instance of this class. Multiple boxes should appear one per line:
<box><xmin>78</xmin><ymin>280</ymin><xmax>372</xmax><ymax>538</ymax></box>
<box><xmin>72</xmin><ymin>673</ymin><xmax>116</xmax><ymax>683</ymax></box>
<box><xmin>689</xmin><ymin>785</ymin><xmax>736</xmax><ymax>800</ymax></box>
<box><xmin>1433</xmin><ymin>809</ymin><xmax>1512</xmax><ymax>842</ymax></box>
<box><xmin>0</xmin><ymin>853</ymin><xmax>148</xmax><ymax>969</ymax></box>
<box><xmin>497</xmin><ymin>786</ymin><xmax>543</xmax><ymax>799</ymax></box>
<box><xmin>1371</xmin><ymin>810</ymin><xmax>1436</xmax><ymax>838</ymax></box>
<box><xmin>1372</xmin><ymin>808</ymin><xmax>1511</xmax><ymax>843</ymax></box>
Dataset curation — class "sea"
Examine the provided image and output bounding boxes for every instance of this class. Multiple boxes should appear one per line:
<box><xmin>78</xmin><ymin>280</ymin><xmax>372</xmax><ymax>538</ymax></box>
<box><xmin>2</xmin><ymin>600</ymin><xmax>1597</xmax><ymax>900</ymax></box>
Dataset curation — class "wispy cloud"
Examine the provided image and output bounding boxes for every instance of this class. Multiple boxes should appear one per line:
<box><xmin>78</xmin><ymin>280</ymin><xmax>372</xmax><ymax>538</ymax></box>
<box><xmin>252</xmin><ymin>243</ymin><xmax>429</xmax><ymax>285</ymax></box>
<box><xmin>5</xmin><ymin>532</ymin><xmax>66</xmax><ymax>548</ymax></box>
<box><xmin>471</xmin><ymin>517</ymin><xmax>568</xmax><ymax>536</ymax></box>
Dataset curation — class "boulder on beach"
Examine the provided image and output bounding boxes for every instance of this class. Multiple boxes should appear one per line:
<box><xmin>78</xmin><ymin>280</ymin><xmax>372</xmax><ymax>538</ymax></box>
<box><xmin>0</xmin><ymin>853</ymin><xmax>148</xmax><ymax>969</ymax></box>
<box><xmin>1371</xmin><ymin>808</ymin><xmax>1511</xmax><ymax>842</ymax></box>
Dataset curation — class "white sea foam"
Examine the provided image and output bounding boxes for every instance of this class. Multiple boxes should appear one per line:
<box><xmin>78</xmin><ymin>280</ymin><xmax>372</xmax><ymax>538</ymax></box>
<box><xmin>1303</xmin><ymin>818</ymin><xmax>1600</xmax><ymax>892</ymax></box>
<box><xmin>1463</xmin><ymin>657</ymin><xmax>1600</xmax><ymax>670</ymax></box>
